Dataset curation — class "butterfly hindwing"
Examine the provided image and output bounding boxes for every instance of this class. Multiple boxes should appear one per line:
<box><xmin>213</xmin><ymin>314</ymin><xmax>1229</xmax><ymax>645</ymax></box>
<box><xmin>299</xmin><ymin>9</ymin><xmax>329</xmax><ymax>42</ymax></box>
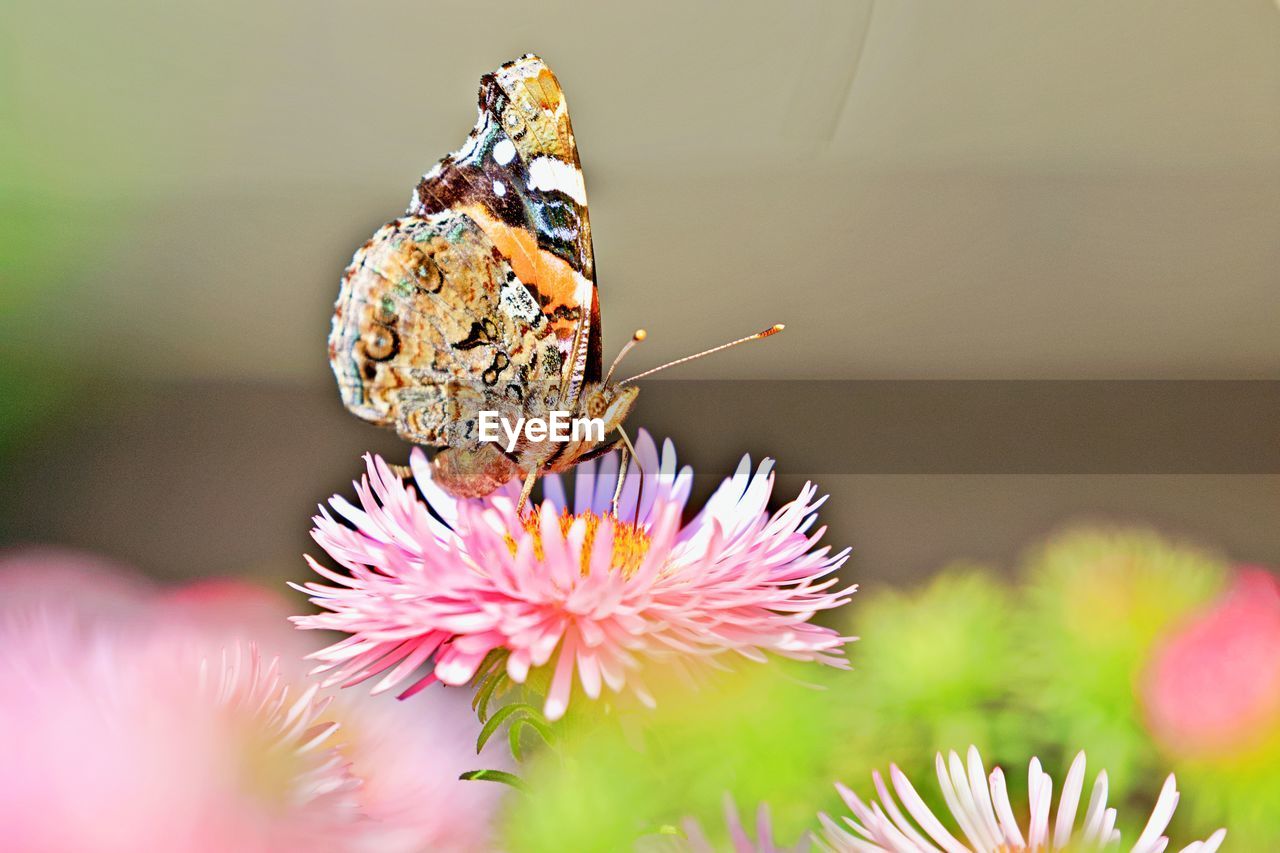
<box><xmin>329</xmin><ymin>213</ymin><xmax>564</xmax><ymax>447</ymax></box>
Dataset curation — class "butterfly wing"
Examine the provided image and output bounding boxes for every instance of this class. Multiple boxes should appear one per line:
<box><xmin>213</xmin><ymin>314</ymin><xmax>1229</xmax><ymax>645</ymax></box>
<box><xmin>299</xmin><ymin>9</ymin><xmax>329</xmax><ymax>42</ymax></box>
<box><xmin>329</xmin><ymin>212</ymin><xmax>567</xmax><ymax>447</ymax></box>
<box><xmin>409</xmin><ymin>54</ymin><xmax>601</xmax><ymax>406</ymax></box>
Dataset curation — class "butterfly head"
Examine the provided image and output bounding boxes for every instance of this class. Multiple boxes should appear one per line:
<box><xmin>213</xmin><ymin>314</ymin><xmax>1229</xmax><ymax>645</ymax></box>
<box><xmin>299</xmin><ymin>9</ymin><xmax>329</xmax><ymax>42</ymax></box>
<box><xmin>538</xmin><ymin>381</ymin><xmax>637</xmax><ymax>477</ymax></box>
<box><xmin>579</xmin><ymin>382</ymin><xmax>639</xmax><ymax>436</ymax></box>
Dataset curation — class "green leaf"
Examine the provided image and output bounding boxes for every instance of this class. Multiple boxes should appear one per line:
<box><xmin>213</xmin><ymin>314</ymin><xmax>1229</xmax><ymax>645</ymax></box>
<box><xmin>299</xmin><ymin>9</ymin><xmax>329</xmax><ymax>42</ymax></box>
<box><xmin>508</xmin><ymin>716</ymin><xmax>554</xmax><ymax>762</ymax></box>
<box><xmin>476</xmin><ymin>702</ymin><xmax>538</xmax><ymax>753</ymax></box>
<box><xmin>470</xmin><ymin>650</ymin><xmax>508</xmax><ymax>709</ymax></box>
<box><xmin>459</xmin><ymin>769</ymin><xmax>527</xmax><ymax>792</ymax></box>
<box><xmin>473</xmin><ymin>668</ymin><xmax>509</xmax><ymax>723</ymax></box>
<box><xmin>508</xmin><ymin>718</ymin><xmax>526</xmax><ymax>762</ymax></box>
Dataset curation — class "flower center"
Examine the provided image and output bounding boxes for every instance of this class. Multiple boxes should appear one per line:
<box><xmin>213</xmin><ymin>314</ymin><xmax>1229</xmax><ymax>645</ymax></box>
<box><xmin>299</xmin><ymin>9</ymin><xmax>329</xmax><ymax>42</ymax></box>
<box><xmin>506</xmin><ymin>510</ymin><xmax>651</xmax><ymax>578</ymax></box>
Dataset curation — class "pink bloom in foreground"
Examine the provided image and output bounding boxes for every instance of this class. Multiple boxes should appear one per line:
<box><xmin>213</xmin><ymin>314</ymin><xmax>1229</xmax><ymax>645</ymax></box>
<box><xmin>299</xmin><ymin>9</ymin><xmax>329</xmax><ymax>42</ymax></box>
<box><xmin>293</xmin><ymin>432</ymin><xmax>853</xmax><ymax>720</ymax></box>
<box><xmin>819</xmin><ymin>746</ymin><xmax>1225</xmax><ymax>853</ymax></box>
<box><xmin>1142</xmin><ymin>567</ymin><xmax>1280</xmax><ymax>759</ymax></box>
<box><xmin>0</xmin><ymin>546</ymin><xmax>153</xmax><ymax>620</ymax></box>
<box><xmin>0</xmin><ymin>554</ymin><xmax>508</xmax><ymax>852</ymax></box>
<box><xmin>0</xmin><ymin>617</ymin><xmax>360</xmax><ymax>853</ymax></box>
<box><xmin>157</xmin><ymin>578</ymin><xmax>511</xmax><ymax>852</ymax></box>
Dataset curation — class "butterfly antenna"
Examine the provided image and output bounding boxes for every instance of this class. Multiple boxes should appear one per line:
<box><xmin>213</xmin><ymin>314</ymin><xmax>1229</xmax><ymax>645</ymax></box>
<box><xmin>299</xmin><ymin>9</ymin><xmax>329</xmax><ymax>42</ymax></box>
<box><xmin>618</xmin><ymin>324</ymin><xmax>785</xmax><ymax>385</ymax></box>
<box><xmin>603</xmin><ymin>329</ymin><xmax>647</xmax><ymax>386</ymax></box>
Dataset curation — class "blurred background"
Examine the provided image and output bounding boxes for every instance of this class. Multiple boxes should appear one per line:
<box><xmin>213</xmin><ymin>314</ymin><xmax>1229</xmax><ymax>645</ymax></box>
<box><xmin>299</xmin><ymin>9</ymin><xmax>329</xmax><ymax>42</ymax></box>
<box><xmin>2</xmin><ymin>0</ymin><xmax>1276</xmax><ymax>584</ymax></box>
<box><xmin>3</xmin><ymin>0</ymin><xmax>1279</xmax><ymax>848</ymax></box>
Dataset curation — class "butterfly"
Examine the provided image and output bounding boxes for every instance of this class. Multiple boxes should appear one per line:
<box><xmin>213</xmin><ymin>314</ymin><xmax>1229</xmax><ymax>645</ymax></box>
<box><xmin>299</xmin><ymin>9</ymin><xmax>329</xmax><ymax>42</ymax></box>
<box><xmin>329</xmin><ymin>54</ymin><xmax>780</xmax><ymax>510</ymax></box>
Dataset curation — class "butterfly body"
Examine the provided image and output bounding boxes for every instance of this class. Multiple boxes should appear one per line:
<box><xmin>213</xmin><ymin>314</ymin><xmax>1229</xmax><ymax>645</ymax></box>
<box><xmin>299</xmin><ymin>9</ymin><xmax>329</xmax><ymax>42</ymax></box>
<box><xmin>329</xmin><ymin>55</ymin><xmax>631</xmax><ymax>498</ymax></box>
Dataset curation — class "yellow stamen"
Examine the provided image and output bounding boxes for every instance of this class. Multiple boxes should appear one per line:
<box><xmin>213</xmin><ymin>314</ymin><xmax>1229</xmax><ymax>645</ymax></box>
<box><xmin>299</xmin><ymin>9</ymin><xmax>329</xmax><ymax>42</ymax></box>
<box><xmin>504</xmin><ymin>510</ymin><xmax>651</xmax><ymax>578</ymax></box>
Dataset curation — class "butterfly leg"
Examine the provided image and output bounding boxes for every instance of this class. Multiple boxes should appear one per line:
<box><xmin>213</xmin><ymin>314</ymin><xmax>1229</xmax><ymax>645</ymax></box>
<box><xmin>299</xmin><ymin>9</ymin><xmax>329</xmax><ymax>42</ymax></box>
<box><xmin>516</xmin><ymin>466</ymin><xmax>539</xmax><ymax>516</ymax></box>
<box><xmin>610</xmin><ymin>441</ymin><xmax>631</xmax><ymax>517</ymax></box>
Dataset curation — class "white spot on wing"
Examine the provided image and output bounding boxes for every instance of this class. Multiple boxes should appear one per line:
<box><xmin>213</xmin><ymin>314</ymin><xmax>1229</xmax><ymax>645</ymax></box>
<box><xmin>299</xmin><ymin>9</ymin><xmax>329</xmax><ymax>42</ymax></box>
<box><xmin>527</xmin><ymin>157</ymin><xmax>587</xmax><ymax>206</ymax></box>
<box><xmin>500</xmin><ymin>278</ymin><xmax>540</xmax><ymax>324</ymax></box>
<box><xmin>571</xmin><ymin>271</ymin><xmax>594</xmax><ymax>309</ymax></box>
<box><xmin>493</xmin><ymin>180</ymin><xmax>506</xmax><ymax>197</ymax></box>
<box><xmin>493</xmin><ymin>138</ymin><xmax>517</xmax><ymax>166</ymax></box>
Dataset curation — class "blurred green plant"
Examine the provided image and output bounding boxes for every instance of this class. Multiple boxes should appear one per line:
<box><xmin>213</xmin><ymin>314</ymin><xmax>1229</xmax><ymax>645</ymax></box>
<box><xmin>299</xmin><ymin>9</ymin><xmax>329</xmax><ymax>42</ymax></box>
<box><xmin>502</xmin><ymin>662</ymin><xmax>843</xmax><ymax>852</ymax></box>
<box><xmin>0</xmin><ymin>193</ymin><xmax>124</xmax><ymax>460</ymax></box>
<box><xmin>496</xmin><ymin>526</ymin><xmax>1266</xmax><ymax>848</ymax></box>
<box><xmin>824</xmin><ymin>566</ymin><xmax>1035</xmax><ymax>815</ymax></box>
<box><xmin>500</xmin><ymin>567</ymin><xmax>1035</xmax><ymax>849</ymax></box>
<box><xmin>1169</xmin><ymin>741</ymin><xmax>1280</xmax><ymax>848</ymax></box>
<box><xmin>1011</xmin><ymin>526</ymin><xmax>1228</xmax><ymax>841</ymax></box>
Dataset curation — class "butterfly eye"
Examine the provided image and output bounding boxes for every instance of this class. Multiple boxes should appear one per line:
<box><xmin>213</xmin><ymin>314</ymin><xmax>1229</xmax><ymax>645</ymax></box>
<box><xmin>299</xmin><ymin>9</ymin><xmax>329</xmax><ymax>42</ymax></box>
<box><xmin>585</xmin><ymin>394</ymin><xmax>607</xmax><ymax>419</ymax></box>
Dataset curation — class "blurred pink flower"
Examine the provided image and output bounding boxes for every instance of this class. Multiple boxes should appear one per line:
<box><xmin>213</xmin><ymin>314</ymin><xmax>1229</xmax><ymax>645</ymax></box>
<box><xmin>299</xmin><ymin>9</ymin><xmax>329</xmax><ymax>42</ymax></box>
<box><xmin>293</xmin><ymin>432</ymin><xmax>854</xmax><ymax>720</ymax></box>
<box><xmin>0</xmin><ymin>545</ymin><xmax>153</xmax><ymax>619</ymax></box>
<box><xmin>334</xmin><ymin>685</ymin><xmax>508</xmax><ymax>852</ymax></box>
<box><xmin>0</xmin><ymin>618</ymin><xmax>360</xmax><ymax>853</ymax></box>
<box><xmin>819</xmin><ymin>746</ymin><xmax>1225</xmax><ymax>853</ymax></box>
<box><xmin>153</xmin><ymin>577</ymin><xmax>318</xmax><ymax>664</ymax></box>
<box><xmin>1142</xmin><ymin>567</ymin><xmax>1280</xmax><ymax>759</ymax></box>
<box><xmin>155</xmin><ymin>579</ymin><xmax>510</xmax><ymax>851</ymax></box>
<box><xmin>0</xmin><ymin>552</ymin><xmax>508</xmax><ymax>852</ymax></box>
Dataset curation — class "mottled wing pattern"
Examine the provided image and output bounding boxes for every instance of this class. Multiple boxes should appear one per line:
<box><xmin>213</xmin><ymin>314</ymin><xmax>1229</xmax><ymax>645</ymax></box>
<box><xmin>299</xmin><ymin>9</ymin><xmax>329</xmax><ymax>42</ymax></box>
<box><xmin>409</xmin><ymin>54</ymin><xmax>601</xmax><ymax>406</ymax></box>
<box><xmin>329</xmin><ymin>212</ymin><xmax>563</xmax><ymax>447</ymax></box>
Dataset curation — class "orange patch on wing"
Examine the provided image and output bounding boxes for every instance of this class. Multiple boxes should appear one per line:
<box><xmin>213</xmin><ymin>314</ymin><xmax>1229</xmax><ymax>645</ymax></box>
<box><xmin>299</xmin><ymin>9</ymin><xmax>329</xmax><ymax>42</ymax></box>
<box><xmin>525</xmin><ymin>69</ymin><xmax>561</xmax><ymax>111</ymax></box>
<box><xmin>463</xmin><ymin>205</ymin><xmax>587</xmax><ymax>342</ymax></box>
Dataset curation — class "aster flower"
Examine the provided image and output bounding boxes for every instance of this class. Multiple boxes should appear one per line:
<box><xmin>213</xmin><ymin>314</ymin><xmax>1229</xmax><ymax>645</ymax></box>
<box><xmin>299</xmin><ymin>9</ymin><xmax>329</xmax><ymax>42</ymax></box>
<box><xmin>0</xmin><ymin>545</ymin><xmax>153</xmax><ymax>619</ymax></box>
<box><xmin>0</xmin><ymin>616</ymin><xmax>362</xmax><ymax>852</ymax></box>
<box><xmin>293</xmin><ymin>431</ymin><xmax>853</xmax><ymax>721</ymax></box>
<box><xmin>153</xmin><ymin>578</ymin><xmax>511</xmax><ymax>851</ymax></box>
<box><xmin>818</xmin><ymin>746</ymin><xmax>1226</xmax><ymax>853</ymax></box>
<box><xmin>1140</xmin><ymin>566</ymin><xmax>1280</xmax><ymax>847</ymax></box>
<box><xmin>0</xmin><ymin>556</ymin><xmax>509</xmax><ymax>851</ymax></box>
<box><xmin>1143</xmin><ymin>567</ymin><xmax>1280</xmax><ymax>759</ymax></box>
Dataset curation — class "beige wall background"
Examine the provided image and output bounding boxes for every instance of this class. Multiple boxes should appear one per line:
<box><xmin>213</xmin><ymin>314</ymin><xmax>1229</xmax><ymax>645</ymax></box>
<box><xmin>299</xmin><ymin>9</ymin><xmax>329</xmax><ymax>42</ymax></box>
<box><xmin>2</xmin><ymin>1</ymin><xmax>1277</xmax><ymax>581</ymax></box>
<box><xmin>6</xmin><ymin>1</ymin><xmax>1277</xmax><ymax>381</ymax></box>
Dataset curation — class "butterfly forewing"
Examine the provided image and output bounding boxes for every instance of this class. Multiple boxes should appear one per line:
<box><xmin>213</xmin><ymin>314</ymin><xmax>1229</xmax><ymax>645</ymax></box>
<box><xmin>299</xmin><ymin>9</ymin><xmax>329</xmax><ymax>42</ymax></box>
<box><xmin>409</xmin><ymin>54</ymin><xmax>600</xmax><ymax>406</ymax></box>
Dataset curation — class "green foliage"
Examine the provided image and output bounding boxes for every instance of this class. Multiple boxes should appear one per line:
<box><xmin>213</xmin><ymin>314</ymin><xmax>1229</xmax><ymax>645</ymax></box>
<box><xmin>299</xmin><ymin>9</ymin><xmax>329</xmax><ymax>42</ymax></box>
<box><xmin>494</xmin><ymin>527</ymin><xmax>1255</xmax><ymax>847</ymax></box>
<box><xmin>0</xmin><ymin>194</ymin><xmax>130</xmax><ymax>459</ymax></box>
<box><xmin>1014</xmin><ymin>528</ymin><xmax>1227</xmax><ymax>798</ymax></box>
<box><xmin>459</xmin><ymin>769</ymin><xmax>528</xmax><ymax>792</ymax></box>
<box><xmin>825</xmin><ymin>566</ymin><xmax>1035</xmax><ymax>819</ymax></box>
<box><xmin>501</xmin><ymin>663</ymin><xmax>843</xmax><ymax>852</ymax></box>
<box><xmin>1172</xmin><ymin>739</ymin><xmax>1280</xmax><ymax>848</ymax></box>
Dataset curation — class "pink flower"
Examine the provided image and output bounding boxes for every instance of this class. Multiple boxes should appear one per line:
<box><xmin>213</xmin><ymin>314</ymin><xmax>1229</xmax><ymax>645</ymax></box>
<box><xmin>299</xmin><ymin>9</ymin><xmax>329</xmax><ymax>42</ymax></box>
<box><xmin>335</xmin><ymin>685</ymin><xmax>509</xmax><ymax>852</ymax></box>
<box><xmin>820</xmin><ymin>746</ymin><xmax>1225</xmax><ymax>853</ymax></box>
<box><xmin>154</xmin><ymin>579</ymin><xmax>511</xmax><ymax>851</ymax></box>
<box><xmin>0</xmin><ymin>616</ymin><xmax>361</xmax><ymax>853</ymax></box>
<box><xmin>1142</xmin><ymin>567</ymin><xmax>1280</xmax><ymax>759</ymax></box>
<box><xmin>0</xmin><ymin>552</ymin><xmax>508</xmax><ymax>852</ymax></box>
<box><xmin>0</xmin><ymin>546</ymin><xmax>153</xmax><ymax>620</ymax></box>
<box><xmin>293</xmin><ymin>432</ymin><xmax>853</xmax><ymax>720</ymax></box>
